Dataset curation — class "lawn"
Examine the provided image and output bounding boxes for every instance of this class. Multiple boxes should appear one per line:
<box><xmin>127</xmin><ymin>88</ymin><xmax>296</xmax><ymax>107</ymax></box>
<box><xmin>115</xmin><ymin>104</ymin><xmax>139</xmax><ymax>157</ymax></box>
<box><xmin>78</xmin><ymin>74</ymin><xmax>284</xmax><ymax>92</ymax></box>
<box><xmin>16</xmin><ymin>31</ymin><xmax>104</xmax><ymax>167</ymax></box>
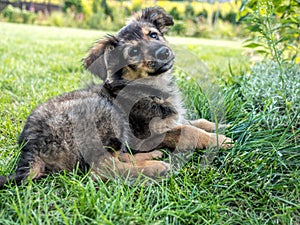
<box><xmin>0</xmin><ymin>22</ymin><xmax>299</xmax><ymax>224</ymax></box>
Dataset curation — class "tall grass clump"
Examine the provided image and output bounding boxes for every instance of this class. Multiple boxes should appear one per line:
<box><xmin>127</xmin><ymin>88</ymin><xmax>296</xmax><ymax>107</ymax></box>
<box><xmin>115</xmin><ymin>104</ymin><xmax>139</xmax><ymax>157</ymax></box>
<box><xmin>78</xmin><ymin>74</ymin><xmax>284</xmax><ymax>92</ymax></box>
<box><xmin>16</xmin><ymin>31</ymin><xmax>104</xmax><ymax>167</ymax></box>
<box><xmin>228</xmin><ymin>61</ymin><xmax>299</xmax><ymax>128</ymax></box>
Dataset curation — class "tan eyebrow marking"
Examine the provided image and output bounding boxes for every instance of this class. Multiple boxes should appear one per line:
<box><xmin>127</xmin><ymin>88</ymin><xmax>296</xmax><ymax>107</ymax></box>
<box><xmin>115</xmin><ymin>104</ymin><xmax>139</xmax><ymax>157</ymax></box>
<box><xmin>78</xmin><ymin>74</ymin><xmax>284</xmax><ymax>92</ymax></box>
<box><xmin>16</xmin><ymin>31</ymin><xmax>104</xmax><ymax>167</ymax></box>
<box><xmin>141</xmin><ymin>26</ymin><xmax>160</xmax><ymax>37</ymax></box>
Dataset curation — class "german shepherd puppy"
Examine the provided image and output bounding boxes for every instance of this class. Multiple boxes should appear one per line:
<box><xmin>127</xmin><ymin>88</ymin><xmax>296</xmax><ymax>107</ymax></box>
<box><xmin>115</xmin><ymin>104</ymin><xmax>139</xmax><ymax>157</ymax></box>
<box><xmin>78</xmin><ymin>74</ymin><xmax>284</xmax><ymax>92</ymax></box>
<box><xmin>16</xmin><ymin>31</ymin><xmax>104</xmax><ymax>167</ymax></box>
<box><xmin>0</xmin><ymin>7</ymin><xmax>233</xmax><ymax>187</ymax></box>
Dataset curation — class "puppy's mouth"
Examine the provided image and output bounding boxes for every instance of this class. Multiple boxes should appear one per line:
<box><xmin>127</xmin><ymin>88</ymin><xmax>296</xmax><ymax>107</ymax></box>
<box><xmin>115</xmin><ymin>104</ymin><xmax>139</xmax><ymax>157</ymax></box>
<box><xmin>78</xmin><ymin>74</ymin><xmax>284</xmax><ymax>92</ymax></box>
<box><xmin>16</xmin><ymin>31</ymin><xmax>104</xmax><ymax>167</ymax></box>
<box><xmin>147</xmin><ymin>57</ymin><xmax>174</xmax><ymax>76</ymax></box>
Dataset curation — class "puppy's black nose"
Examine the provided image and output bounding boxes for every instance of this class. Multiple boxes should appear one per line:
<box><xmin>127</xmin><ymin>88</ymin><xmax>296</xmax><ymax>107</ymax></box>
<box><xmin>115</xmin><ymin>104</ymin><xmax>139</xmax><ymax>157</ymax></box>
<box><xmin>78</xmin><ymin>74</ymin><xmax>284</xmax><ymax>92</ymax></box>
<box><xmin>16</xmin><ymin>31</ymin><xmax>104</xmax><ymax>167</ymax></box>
<box><xmin>155</xmin><ymin>47</ymin><xmax>170</xmax><ymax>61</ymax></box>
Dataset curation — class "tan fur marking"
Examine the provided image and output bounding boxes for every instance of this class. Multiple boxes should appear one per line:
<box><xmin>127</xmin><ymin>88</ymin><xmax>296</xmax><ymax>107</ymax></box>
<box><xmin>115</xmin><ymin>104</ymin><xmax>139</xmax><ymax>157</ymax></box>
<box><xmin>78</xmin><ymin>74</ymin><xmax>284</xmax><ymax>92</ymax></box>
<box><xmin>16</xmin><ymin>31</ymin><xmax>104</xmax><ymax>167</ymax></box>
<box><xmin>141</xmin><ymin>27</ymin><xmax>150</xmax><ymax>36</ymax></box>
<box><xmin>119</xmin><ymin>150</ymin><xmax>163</xmax><ymax>163</ymax></box>
<box><xmin>91</xmin><ymin>155</ymin><xmax>169</xmax><ymax>179</ymax></box>
<box><xmin>123</xmin><ymin>67</ymin><xmax>149</xmax><ymax>80</ymax></box>
<box><xmin>185</xmin><ymin>119</ymin><xmax>228</xmax><ymax>132</ymax></box>
<box><xmin>29</xmin><ymin>158</ymin><xmax>45</xmax><ymax>179</ymax></box>
<box><xmin>160</xmin><ymin>125</ymin><xmax>233</xmax><ymax>151</ymax></box>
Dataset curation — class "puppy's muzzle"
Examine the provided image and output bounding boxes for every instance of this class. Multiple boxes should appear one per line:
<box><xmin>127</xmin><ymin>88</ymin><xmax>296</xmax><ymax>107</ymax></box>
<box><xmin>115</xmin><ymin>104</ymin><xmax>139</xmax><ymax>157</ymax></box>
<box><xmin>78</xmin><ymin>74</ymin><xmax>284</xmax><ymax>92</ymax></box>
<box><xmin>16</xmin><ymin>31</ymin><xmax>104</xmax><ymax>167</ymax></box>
<box><xmin>155</xmin><ymin>47</ymin><xmax>171</xmax><ymax>61</ymax></box>
<box><xmin>147</xmin><ymin>46</ymin><xmax>174</xmax><ymax>75</ymax></box>
<box><xmin>126</xmin><ymin>43</ymin><xmax>174</xmax><ymax>76</ymax></box>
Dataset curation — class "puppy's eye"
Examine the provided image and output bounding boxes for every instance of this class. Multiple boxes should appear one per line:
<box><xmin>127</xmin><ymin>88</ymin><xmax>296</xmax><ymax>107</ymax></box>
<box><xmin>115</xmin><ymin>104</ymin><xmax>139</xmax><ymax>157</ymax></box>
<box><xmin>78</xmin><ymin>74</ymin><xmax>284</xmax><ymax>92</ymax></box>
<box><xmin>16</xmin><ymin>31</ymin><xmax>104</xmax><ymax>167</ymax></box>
<box><xmin>149</xmin><ymin>32</ymin><xmax>159</xmax><ymax>40</ymax></box>
<box><xmin>128</xmin><ymin>47</ymin><xmax>140</xmax><ymax>57</ymax></box>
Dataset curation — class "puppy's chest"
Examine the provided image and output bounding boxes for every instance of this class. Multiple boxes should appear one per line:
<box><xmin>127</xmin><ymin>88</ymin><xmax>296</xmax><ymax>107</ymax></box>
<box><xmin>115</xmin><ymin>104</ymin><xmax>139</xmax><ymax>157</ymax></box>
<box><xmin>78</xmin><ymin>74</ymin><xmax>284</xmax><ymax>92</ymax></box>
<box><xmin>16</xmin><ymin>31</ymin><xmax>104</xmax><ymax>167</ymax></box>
<box><xmin>130</xmin><ymin>95</ymin><xmax>176</xmax><ymax>122</ymax></box>
<box><xmin>128</xmin><ymin>93</ymin><xmax>183</xmax><ymax>138</ymax></box>
<box><xmin>101</xmin><ymin>80</ymin><xmax>185</xmax><ymax>138</ymax></box>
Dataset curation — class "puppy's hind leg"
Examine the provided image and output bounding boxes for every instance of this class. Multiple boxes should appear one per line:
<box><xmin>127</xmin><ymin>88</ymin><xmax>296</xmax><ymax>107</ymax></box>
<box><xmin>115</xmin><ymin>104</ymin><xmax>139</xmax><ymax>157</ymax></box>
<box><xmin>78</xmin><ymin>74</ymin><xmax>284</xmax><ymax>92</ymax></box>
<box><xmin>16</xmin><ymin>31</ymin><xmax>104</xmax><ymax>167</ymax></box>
<box><xmin>118</xmin><ymin>150</ymin><xmax>164</xmax><ymax>163</ymax></box>
<box><xmin>91</xmin><ymin>155</ymin><xmax>170</xmax><ymax>181</ymax></box>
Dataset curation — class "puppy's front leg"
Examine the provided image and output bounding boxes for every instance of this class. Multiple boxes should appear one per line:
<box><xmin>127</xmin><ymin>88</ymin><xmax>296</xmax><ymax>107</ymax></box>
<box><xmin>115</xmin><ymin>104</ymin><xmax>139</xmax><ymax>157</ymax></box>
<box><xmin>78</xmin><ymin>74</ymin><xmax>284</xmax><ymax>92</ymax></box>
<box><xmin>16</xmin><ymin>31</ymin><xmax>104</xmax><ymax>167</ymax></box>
<box><xmin>158</xmin><ymin>125</ymin><xmax>233</xmax><ymax>151</ymax></box>
<box><xmin>185</xmin><ymin>119</ymin><xmax>228</xmax><ymax>132</ymax></box>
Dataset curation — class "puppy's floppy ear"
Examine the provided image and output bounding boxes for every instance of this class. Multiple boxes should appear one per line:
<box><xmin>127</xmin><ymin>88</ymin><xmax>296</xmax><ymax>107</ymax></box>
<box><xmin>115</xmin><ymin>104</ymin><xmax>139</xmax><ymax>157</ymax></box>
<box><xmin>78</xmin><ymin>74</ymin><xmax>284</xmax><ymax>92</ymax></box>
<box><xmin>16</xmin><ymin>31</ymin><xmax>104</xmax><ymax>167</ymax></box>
<box><xmin>132</xmin><ymin>7</ymin><xmax>174</xmax><ymax>34</ymax></box>
<box><xmin>83</xmin><ymin>35</ymin><xmax>118</xmax><ymax>80</ymax></box>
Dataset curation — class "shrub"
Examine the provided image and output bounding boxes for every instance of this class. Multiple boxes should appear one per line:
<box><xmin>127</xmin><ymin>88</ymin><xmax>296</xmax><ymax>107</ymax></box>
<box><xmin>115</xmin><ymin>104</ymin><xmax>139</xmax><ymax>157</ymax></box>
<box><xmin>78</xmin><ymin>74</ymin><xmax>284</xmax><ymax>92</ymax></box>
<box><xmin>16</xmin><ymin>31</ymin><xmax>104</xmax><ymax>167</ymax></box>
<box><xmin>81</xmin><ymin>0</ymin><xmax>92</xmax><ymax>19</ymax></box>
<box><xmin>2</xmin><ymin>5</ymin><xmax>36</xmax><ymax>24</ymax></box>
<box><xmin>40</xmin><ymin>10</ymin><xmax>84</xmax><ymax>28</ymax></box>
<box><xmin>92</xmin><ymin>0</ymin><xmax>101</xmax><ymax>14</ymax></box>
<box><xmin>170</xmin><ymin>20</ymin><xmax>187</xmax><ymax>36</ymax></box>
<box><xmin>2</xmin><ymin>5</ymin><xmax>22</xmax><ymax>23</ymax></box>
<box><xmin>21</xmin><ymin>9</ymin><xmax>36</xmax><ymax>24</ymax></box>
<box><xmin>196</xmin><ymin>9</ymin><xmax>208</xmax><ymax>19</ymax></box>
<box><xmin>184</xmin><ymin>4</ymin><xmax>195</xmax><ymax>19</ymax></box>
<box><xmin>223</xmin><ymin>11</ymin><xmax>237</xmax><ymax>24</ymax></box>
<box><xmin>63</xmin><ymin>0</ymin><xmax>83</xmax><ymax>13</ymax></box>
<box><xmin>169</xmin><ymin>6</ymin><xmax>182</xmax><ymax>20</ymax></box>
<box><xmin>48</xmin><ymin>11</ymin><xmax>64</xmax><ymax>27</ymax></box>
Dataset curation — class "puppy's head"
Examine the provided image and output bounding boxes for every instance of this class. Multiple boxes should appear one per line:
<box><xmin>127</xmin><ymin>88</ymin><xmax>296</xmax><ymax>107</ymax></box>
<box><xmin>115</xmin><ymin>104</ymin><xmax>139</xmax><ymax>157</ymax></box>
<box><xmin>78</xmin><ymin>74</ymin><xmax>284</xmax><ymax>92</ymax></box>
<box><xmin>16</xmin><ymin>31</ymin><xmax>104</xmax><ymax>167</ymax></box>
<box><xmin>84</xmin><ymin>7</ymin><xmax>174</xmax><ymax>82</ymax></box>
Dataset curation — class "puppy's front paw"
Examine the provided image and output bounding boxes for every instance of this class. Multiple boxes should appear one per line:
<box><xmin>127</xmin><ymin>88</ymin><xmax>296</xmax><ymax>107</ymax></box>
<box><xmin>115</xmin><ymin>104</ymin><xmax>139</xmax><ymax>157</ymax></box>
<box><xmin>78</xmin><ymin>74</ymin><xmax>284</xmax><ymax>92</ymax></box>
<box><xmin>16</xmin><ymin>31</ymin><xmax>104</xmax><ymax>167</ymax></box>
<box><xmin>187</xmin><ymin>119</ymin><xmax>230</xmax><ymax>132</ymax></box>
<box><xmin>149</xmin><ymin>150</ymin><xmax>164</xmax><ymax>159</ymax></box>
<box><xmin>217</xmin><ymin>123</ymin><xmax>231</xmax><ymax>130</ymax></box>
<box><xmin>220</xmin><ymin>136</ymin><xmax>234</xmax><ymax>149</ymax></box>
<box><xmin>151</xmin><ymin>161</ymin><xmax>170</xmax><ymax>177</ymax></box>
<box><xmin>210</xmin><ymin>134</ymin><xmax>234</xmax><ymax>149</ymax></box>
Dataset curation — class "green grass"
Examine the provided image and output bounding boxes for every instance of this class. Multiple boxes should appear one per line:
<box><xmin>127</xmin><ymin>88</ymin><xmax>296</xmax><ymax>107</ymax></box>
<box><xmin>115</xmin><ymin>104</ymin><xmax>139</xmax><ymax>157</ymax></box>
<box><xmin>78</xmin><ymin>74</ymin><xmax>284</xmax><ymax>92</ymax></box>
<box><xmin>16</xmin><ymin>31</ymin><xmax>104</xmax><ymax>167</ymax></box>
<box><xmin>0</xmin><ymin>22</ymin><xmax>299</xmax><ymax>224</ymax></box>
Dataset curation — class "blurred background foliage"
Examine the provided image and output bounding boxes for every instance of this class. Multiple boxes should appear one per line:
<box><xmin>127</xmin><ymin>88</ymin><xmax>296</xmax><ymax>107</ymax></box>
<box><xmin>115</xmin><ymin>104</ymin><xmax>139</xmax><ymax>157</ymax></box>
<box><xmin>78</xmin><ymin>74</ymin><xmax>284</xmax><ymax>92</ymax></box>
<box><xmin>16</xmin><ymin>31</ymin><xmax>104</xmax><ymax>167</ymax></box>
<box><xmin>240</xmin><ymin>0</ymin><xmax>300</xmax><ymax>64</ymax></box>
<box><xmin>0</xmin><ymin>0</ymin><xmax>246</xmax><ymax>39</ymax></box>
<box><xmin>0</xmin><ymin>0</ymin><xmax>299</xmax><ymax>61</ymax></box>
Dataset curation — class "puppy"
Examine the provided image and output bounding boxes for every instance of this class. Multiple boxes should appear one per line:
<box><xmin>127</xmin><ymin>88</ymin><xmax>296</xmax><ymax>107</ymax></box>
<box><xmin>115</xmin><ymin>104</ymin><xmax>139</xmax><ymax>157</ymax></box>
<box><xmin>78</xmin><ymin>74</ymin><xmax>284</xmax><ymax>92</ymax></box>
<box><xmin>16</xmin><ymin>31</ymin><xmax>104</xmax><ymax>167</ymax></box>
<box><xmin>0</xmin><ymin>7</ymin><xmax>232</xmax><ymax>188</ymax></box>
